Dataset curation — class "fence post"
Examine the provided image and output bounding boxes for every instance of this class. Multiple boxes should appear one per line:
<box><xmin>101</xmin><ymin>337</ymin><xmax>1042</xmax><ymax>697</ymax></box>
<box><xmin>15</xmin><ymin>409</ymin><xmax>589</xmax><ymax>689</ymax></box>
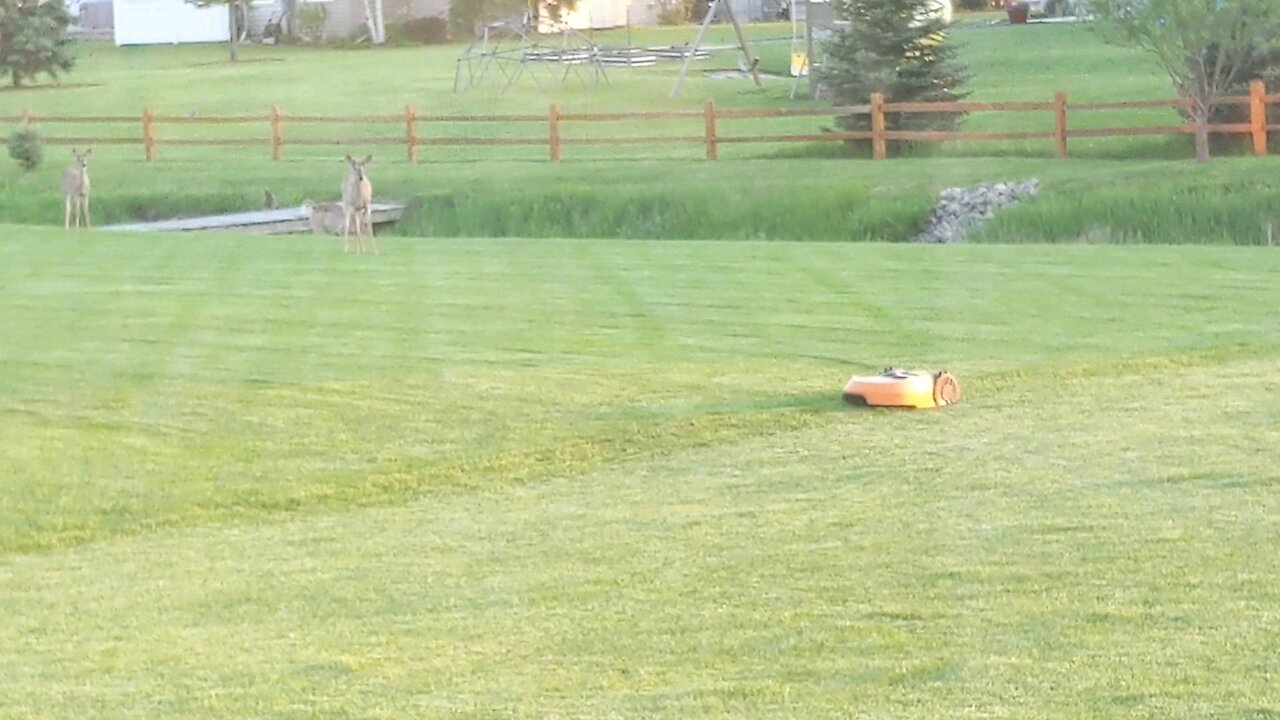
<box><xmin>142</xmin><ymin>108</ymin><xmax>155</xmax><ymax>162</ymax></box>
<box><xmin>405</xmin><ymin>104</ymin><xmax>419</xmax><ymax>163</ymax></box>
<box><xmin>704</xmin><ymin>100</ymin><xmax>718</xmax><ymax>161</ymax></box>
<box><xmin>270</xmin><ymin>105</ymin><xmax>283</xmax><ymax>162</ymax></box>
<box><xmin>870</xmin><ymin>93</ymin><xmax>887</xmax><ymax>160</ymax></box>
<box><xmin>549</xmin><ymin>104</ymin><xmax>561</xmax><ymax>162</ymax></box>
<box><xmin>1054</xmin><ymin>91</ymin><xmax>1068</xmax><ymax>159</ymax></box>
<box><xmin>1250</xmin><ymin>80</ymin><xmax>1267</xmax><ymax>157</ymax></box>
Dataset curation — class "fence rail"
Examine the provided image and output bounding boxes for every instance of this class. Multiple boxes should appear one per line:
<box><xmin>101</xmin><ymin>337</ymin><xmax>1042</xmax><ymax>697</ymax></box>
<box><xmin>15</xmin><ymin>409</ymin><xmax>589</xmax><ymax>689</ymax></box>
<box><xmin>9</xmin><ymin>82</ymin><xmax>1279</xmax><ymax>162</ymax></box>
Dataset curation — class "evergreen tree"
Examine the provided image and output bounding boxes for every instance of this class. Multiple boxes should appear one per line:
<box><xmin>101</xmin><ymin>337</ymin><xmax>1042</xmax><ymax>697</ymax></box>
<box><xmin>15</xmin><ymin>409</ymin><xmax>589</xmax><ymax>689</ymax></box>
<box><xmin>0</xmin><ymin>0</ymin><xmax>75</xmax><ymax>88</ymax></box>
<box><xmin>819</xmin><ymin>0</ymin><xmax>968</xmax><ymax>152</ymax></box>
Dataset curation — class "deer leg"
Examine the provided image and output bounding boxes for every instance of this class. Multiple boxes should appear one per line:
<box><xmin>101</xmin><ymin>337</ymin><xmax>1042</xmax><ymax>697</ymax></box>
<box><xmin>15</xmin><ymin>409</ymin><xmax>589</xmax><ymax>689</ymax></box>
<box><xmin>84</xmin><ymin>195</ymin><xmax>92</xmax><ymax>229</ymax></box>
<box><xmin>64</xmin><ymin>196</ymin><xmax>71</xmax><ymax>229</ymax></box>
<box><xmin>342</xmin><ymin>207</ymin><xmax>352</xmax><ymax>254</ymax></box>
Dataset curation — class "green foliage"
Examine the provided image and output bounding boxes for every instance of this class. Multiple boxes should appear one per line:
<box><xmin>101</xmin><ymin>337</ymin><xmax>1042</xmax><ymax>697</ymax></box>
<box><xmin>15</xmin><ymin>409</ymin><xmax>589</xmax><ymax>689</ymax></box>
<box><xmin>447</xmin><ymin>0</ymin><xmax>579</xmax><ymax>38</ymax></box>
<box><xmin>387</xmin><ymin>15</ymin><xmax>450</xmax><ymax>44</ymax></box>
<box><xmin>296</xmin><ymin>2</ymin><xmax>329</xmax><ymax>40</ymax></box>
<box><xmin>819</xmin><ymin>0</ymin><xmax>969</xmax><ymax>151</ymax></box>
<box><xmin>0</xmin><ymin>0</ymin><xmax>75</xmax><ymax>88</ymax></box>
<box><xmin>448</xmin><ymin>0</ymin><xmax>526</xmax><ymax>38</ymax></box>
<box><xmin>1191</xmin><ymin>40</ymin><xmax>1280</xmax><ymax>153</ymax></box>
<box><xmin>1085</xmin><ymin>0</ymin><xmax>1280</xmax><ymax>161</ymax></box>
<box><xmin>6</xmin><ymin>126</ymin><xmax>41</xmax><ymax>170</ymax></box>
<box><xmin>657</xmin><ymin>0</ymin><xmax>694</xmax><ymax>25</ymax></box>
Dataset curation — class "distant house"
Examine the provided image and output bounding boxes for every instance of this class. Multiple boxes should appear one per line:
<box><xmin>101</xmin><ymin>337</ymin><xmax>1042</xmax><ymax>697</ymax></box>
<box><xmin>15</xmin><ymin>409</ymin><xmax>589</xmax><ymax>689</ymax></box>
<box><xmin>69</xmin><ymin>0</ymin><xmax>116</xmax><ymax>34</ymax></box>
<box><xmin>544</xmin><ymin>0</ymin><xmax>789</xmax><ymax>30</ymax></box>
<box><xmin>543</xmin><ymin>0</ymin><xmax>663</xmax><ymax>29</ymax></box>
<box><xmin>113</xmin><ymin>0</ymin><xmax>229</xmax><ymax>45</ymax></box>
<box><xmin>102</xmin><ymin>0</ymin><xmax>449</xmax><ymax>46</ymax></box>
<box><xmin>93</xmin><ymin>0</ymin><xmax>785</xmax><ymax>47</ymax></box>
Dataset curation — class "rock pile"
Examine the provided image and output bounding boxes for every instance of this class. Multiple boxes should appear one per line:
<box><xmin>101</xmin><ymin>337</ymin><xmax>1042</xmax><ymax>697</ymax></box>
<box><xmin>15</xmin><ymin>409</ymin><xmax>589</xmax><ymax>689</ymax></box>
<box><xmin>915</xmin><ymin>179</ymin><xmax>1040</xmax><ymax>243</ymax></box>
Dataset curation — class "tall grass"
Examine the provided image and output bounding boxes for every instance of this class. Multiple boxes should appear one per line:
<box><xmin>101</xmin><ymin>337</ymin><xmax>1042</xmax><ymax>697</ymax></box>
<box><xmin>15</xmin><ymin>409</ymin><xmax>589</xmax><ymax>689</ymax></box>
<box><xmin>3</xmin><ymin>24</ymin><xmax>1280</xmax><ymax>242</ymax></box>
<box><xmin>5</xmin><ymin>155</ymin><xmax>1280</xmax><ymax>242</ymax></box>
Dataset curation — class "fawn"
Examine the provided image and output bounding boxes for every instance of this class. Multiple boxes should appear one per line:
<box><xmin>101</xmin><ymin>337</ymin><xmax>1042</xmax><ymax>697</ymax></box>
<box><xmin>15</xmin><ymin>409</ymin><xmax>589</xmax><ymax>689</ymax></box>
<box><xmin>302</xmin><ymin>199</ymin><xmax>345</xmax><ymax>236</ymax></box>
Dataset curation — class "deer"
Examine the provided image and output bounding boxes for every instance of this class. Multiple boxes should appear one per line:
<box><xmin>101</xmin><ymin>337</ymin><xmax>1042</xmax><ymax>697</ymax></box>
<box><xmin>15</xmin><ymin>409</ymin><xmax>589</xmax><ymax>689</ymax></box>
<box><xmin>60</xmin><ymin>149</ymin><xmax>92</xmax><ymax>229</ymax></box>
<box><xmin>341</xmin><ymin>154</ymin><xmax>377</xmax><ymax>256</ymax></box>
<box><xmin>302</xmin><ymin>199</ymin><xmax>346</xmax><ymax>236</ymax></box>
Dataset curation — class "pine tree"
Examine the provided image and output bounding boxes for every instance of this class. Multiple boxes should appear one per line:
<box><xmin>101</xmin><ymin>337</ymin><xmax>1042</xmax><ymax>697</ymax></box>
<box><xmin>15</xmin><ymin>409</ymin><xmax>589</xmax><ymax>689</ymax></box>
<box><xmin>0</xmin><ymin>0</ymin><xmax>76</xmax><ymax>88</ymax></box>
<box><xmin>820</xmin><ymin>0</ymin><xmax>968</xmax><ymax>152</ymax></box>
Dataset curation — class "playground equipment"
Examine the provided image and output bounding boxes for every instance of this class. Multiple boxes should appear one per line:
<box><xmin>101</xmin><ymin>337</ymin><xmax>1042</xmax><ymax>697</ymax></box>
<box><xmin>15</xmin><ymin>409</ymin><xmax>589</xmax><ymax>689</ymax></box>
<box><xmin>454</xmin><ymin>11</ymin><xmax>609</xmax><ymax>93</ymax></box>
<box><xmin>780</xmin><ymin>0</ymin><xmax>840</xmax><ymax>98</ymax></box>
<box><xmin>843</xmin><ymin>369</ymin><xmax>961</xmax><ymax>409</ymax></box>
<box><xmin>670</xmin><ymin>0</ymin><xmax>763</xmax><ymax>97</ymax></box>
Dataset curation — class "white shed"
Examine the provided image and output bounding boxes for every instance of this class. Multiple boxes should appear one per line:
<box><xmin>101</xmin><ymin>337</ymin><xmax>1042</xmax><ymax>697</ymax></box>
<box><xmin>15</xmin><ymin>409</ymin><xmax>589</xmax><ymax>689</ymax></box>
<box><xmin>112</xmin><ymin>0</ymin><xmax>230</xmax><ymax>45</ymax></box>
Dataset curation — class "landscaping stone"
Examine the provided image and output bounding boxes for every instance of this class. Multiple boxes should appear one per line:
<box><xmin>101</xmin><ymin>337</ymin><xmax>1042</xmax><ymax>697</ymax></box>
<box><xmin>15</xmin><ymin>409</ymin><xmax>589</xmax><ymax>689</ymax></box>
<box><xmin>915</xmin><ymin>179</ymin><xmax>1040</xmax><ymax>243</ymax></box>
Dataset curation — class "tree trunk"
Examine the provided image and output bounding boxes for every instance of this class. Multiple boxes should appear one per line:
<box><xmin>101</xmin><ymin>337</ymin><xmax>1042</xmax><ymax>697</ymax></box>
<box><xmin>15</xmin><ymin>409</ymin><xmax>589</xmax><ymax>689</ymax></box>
<box><xmin>361</xmin><ymin>0</ymin><xmax>377</xmax><ymax>42</ymax></box>
<box><xmin>371</xmin><ymin>0</ymin><xmax>385</xmax><ymax>44</ymax></box>
<box><xmin>228</xmin><ymin>1</ymin><xmax>239</xmax><ymax>62</ymax></box>
<box><xmin>1193</xmin><ymin>104</ymin><xmax>1210</xmax><ymax>164</ymax></box>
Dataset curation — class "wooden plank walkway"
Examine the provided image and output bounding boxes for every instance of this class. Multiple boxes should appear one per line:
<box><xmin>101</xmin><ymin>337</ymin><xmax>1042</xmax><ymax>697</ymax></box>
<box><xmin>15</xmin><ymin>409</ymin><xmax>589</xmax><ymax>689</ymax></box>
<box><xmin>101</xmin><ymin>203</ymin><xmax>404</xmax><ymax>235</ymax></box>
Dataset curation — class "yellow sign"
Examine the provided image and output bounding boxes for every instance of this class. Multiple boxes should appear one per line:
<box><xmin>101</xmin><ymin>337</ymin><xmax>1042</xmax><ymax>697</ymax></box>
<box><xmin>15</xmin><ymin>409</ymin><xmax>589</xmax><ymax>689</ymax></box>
<box><xmin>790</xmin><ymin>52</ymin><xmax>809</xmax><ymax>77</ymax></box>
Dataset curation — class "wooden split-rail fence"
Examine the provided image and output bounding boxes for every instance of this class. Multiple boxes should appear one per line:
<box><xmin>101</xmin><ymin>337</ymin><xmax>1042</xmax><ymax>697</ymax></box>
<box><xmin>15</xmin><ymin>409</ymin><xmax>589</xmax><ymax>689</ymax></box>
<box><xmin>8</xmin><ymin>81</ymin><xmax>1279</xmax><ymax>162</ymax></box>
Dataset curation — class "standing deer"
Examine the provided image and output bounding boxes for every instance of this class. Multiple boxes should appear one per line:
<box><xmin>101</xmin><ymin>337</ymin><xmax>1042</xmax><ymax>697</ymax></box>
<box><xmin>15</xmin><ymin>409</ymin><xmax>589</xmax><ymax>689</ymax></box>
<box><xmin>60</xmin><ymin>149</ymin><xmax>92</xmax><ymax>229</ymax></box>
<box><xmin>341</xmin><ymin>154</ymin><xmax>377</xmax><ymax>255</ymax></box>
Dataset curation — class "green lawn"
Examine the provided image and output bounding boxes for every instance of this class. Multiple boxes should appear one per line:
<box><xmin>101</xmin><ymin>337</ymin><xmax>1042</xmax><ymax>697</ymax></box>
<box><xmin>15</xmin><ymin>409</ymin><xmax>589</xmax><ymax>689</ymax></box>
<box><xmin>3</xmin><ymin>18</ymin><xmax>1280</xmax><ymax>717</ymax></box>
<box><xmin>1</xmin><ymin>230</ymin><xmax>1278</xmax><ymax>717</ymax></box>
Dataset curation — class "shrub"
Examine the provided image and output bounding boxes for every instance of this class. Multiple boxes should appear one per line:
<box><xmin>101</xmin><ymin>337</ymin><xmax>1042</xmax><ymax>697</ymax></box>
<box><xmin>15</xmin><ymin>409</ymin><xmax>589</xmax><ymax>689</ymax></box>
<box><xmin>658</xmin><ymin>0</ymin><xmax>694</xmax><ymax>25</ymax></box>
<box><xmin>1192</xmin><ymin>42</ymin><xmax>1280</xmax><ymax>154</ymax></box>
<box><xmin>7</xmin><ymin>127</ymin><xmax>42</xmax><ymax>171</ymax></box>
<box><xmin>388</xmin><ymin>16</ymin><xmax>449</xmax><ymax>45</ymax></box>
<box><xmin>296</xmin><ymin>3</ymin><xmax>328</xmax><ymax>41</ymax></box>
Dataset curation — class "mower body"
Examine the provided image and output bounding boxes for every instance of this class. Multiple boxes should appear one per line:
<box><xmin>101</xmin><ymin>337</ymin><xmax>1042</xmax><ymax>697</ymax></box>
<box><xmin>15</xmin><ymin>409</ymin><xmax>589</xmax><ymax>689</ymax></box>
<box><xmin>843</xmin><ymin>369</ymin><xmax>960</xmax><ymax>409</ymax></box>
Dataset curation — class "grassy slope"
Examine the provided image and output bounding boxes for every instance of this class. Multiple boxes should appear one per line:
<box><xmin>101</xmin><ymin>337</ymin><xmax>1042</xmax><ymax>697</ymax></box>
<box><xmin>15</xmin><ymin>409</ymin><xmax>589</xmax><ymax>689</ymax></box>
<box><xmin>4</xmin><ymin>23</ymin><xmax>1280</xmax><ymax>242</ymax></box>
<box><xmin>1</xmin><ymin>229</ymin><xmax>1278</xmax><ymax>717</ymax></box>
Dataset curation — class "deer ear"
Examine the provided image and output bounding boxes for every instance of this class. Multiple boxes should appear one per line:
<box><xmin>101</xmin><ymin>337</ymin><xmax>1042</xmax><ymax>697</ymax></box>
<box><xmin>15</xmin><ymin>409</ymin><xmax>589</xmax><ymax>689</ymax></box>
<box><xmin>84</xmin><ymin>149</ymin><xmax>92</xmax><ymax>156</ymax></box>
<box><xmin>362</xmin><ymin>154</ymin><xmax>373</xmax><ymax>165</ymax></box>
<box><xmin>344</xmin><ymin>154</ymin><xmax>354</xmax><ymax>164</ymax></box>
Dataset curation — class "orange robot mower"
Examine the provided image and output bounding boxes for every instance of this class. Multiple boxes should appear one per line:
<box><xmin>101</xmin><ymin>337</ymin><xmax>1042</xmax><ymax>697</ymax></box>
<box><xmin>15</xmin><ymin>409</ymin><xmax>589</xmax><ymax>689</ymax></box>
<box><xmin>843</xmin><ymin>368</ymin><xmax>961</xmax><ymax>409</ymax></box>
